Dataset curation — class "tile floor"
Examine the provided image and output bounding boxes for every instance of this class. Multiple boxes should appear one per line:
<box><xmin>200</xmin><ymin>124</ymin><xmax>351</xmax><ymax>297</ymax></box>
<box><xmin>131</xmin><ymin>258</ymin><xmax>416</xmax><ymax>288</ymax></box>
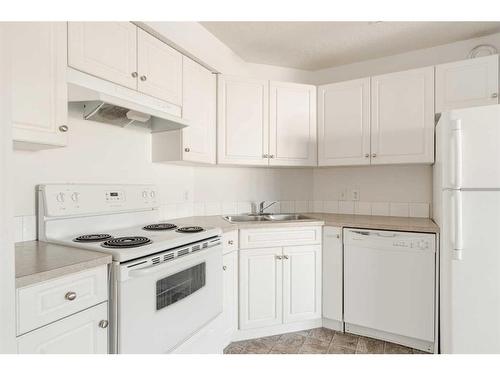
<box><xmin>223</xmin><ymin>328</ymin><xmax>430</xmax><ymax>354</ymax></box>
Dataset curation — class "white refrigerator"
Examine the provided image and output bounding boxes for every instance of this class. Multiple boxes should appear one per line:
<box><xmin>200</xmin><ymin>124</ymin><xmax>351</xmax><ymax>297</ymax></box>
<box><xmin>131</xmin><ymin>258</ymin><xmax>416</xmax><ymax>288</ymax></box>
<box><xmin>434</xmin><ymin>104</ymin><xmax>500</xmax><ymax>354</ymax></box>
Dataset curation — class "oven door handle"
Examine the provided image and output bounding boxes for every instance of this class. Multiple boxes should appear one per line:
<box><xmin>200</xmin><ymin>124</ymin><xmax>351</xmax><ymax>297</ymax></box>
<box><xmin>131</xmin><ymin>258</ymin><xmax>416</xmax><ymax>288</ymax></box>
<box><xmin>128</xmin><ymin>263</ymin><xmax>171</xmax><ymax>277</ymax></box>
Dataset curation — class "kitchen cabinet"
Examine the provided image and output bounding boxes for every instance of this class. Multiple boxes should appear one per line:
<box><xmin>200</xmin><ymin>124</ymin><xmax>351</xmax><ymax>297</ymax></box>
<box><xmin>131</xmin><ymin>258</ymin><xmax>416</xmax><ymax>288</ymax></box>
<box><xmin>222</xmin><ymin>250</ymin><xmax>239</xmax><ymax>343</ymax></box>
<box><xmin>68</xmin><ymin>22</ymin><xmax>183</xmax><ymax>107</ymax></box>
<box><xmin>371</xmin><ymin>66</ymin><xmax>435</xmax><ymax>165</ymax></box>
<box><xmin>435</xmin><ymin>55</ymin><xmax>499</xmax><ymax>113</ymax></box>
<box><xmin>269</xmin><ymin>81</ymin><xmax>317</xmax><ymax>166</ymax></box>
<box><xmin>217</xmin><ymin>75</ymin><xmax>270</xmax><ymax>166</ymax></box>
<box><xmin>151</xmin><ymin>57</ymin><xmax>216</xmax><ymax>164</ymax></box>
<box><xmin>68</xmin><ymin>22</ymin><xmax>137</xmax><ymax>90</ymax></box>
<box><xmin>137</xmin><ymin>29</ymin><xmax>182</xmax><ymax>105</ymax></box>
<box><xmin>322</xmin><ymin>227</ymin><xmax>343</xmax><ymax>329</ymax></box>
<box><xmin>239</xmin><ymin>247</ymin><xmax>283</xmax><ymax>330</ymax></box>
<box><xmin>318</xmin><ymin>78</ymin><xmax>371</xmax><ymax>166</ymax></box>
<box><xmin>11</xmin><ymin>22</ymin><xmax>68</xmax><ymax>150</ymax></box>
<box><xmin>17</xmin><ymin>302</ymin><xmax>108</xmax><ymax>354</ymax></box>
<box><xmin>282</xmin><ymin>245</ymin><xmax>321</xmax><ymax>323</ymax></box>
<box><xmin>217</xmin><ymin>76</ymin><xmax>318</xmax><ymax>167</ymax></box>
<box><xmin>239</xmin><ymin>226</ymin><xmax>322</xmax><ymax>331</ymax></box>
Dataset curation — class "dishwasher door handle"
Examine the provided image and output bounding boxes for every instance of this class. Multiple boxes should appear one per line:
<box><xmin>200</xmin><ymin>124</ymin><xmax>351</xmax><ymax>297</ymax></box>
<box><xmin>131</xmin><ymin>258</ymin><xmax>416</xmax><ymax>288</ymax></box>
<box><xmin>350</xmin><ymin>230</ymin><xmax>397</xmax><ymax>238</ymax></box>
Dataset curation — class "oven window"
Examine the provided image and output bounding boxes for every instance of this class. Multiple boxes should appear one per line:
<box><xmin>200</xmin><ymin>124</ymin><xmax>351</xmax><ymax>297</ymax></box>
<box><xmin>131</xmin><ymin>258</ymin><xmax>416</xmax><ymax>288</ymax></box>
<box><xmin>156</xmin><ymin>262</ymin><xmax>206</xmax><ymax>310</ymax></box>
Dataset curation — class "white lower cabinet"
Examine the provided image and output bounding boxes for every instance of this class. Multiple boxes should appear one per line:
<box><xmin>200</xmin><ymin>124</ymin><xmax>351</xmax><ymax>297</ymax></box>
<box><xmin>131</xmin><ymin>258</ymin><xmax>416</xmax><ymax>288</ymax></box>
<box><xmin>282</xmin><ymin>245</ymin><xmax>322</xmax><ymax>324</ymax></box>
<box><xmin>239</xmin><ymin>227</ymin><xmax>322</xmax><ymax>332</ymax></box>
<box><xmin>239</xmin><ymin>247</ymin><xmax>283</xmax><ymax>330</ymax></box>
<box><xmin>222</xmin><ymin>250</ymin><xmax>239</xmax><ymax>343</ymax></box>
<box><xmin>17</xmin><ymin>302</ymin><xmax>108</xmax><ymax>354</ymax></box>
<box><xmin>322</xmin><ymin>227</ymin><xmax>343</xmax><ymax>329</ymax></box>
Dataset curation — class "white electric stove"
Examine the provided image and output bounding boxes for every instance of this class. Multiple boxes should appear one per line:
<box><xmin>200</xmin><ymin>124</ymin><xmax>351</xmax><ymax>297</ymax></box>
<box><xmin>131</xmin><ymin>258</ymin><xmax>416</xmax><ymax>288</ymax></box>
<box><xmin>37</xmin><ymin>183</ymin><xmax>224</xmax><ymax>354</ymax></box>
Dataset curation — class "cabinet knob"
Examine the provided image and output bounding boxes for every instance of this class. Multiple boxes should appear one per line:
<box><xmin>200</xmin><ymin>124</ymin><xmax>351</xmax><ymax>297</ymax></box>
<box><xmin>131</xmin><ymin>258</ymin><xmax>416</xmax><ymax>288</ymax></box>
<box><xmin>140</xmin><ymin>75</ymin><xmax>147</xmax><ymax>81</ymax></box>
<box><xmin>336</xmin><ymin>234</ymin><xmax>340</xmax><ymax>239</ymax></box>
<box><xmin>372</xmin><ymin>153</ymin><xmax>377</xmax><ymax>158</ymax></box>
<box><xmin>364</xmin><ymin>153</ymin><xmax>369</xmax><ymax>158</ymax></box>
<box><xmin>283</xmin><ymin>255</ymin><xmax>289</xmax><ymax>260</ymax></box>
<box><xmin>58</xmin><ymin>125</ymin><xmax>68</xmax><ymax>133</ymax></box>
<box><xmin>131</xmin><ymin>72</ymin><xmax>138</xmax><ymax>78</ymax></box>
<box><xmin>184</xmin><ymin>147</ymin><xmax>190</xmax><ymax>152</ymax></box>
<box><xmin>98</xmin><ymin>320</ymin><xmax>109</xmax><ymax>329</ymax></box>
<box><xmin>492</xmin><ymin>93</ymin><xmax>498</xmax><ymax>99</ymax></box>
<box><xmin>275</xmin><ymin>255</ymin><xmax>282</xmax><ymax>260</ymax></box>
<box><xmin>222</xmin><ymin>265</ymin><xmax>227</xmax><ymax>271</ymax></box>
<box><xmin>269</xmin><ymin>155</ymin><xmax>275</xmax><ymax>159</ymax></box>
<box><xmin>262</xmin><ymin>154</ymin><xmax>269</xmax><ymax>158</ymax></box>
<box><xmin>65</xmin><ymin>291</ymin><xmax>77</xmax><ymax>301</ymax></box>
<box><xmin>228</xmin><ymin>240</ymin><xmax>234</xmax><ymax>245</ymax></box>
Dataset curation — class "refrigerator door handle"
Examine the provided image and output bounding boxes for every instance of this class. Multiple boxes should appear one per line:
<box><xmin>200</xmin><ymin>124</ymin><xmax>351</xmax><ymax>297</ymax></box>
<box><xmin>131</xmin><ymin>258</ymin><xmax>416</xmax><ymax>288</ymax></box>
<box><xmin>450</xmin><ymin>119</ymin><xmax>463</xmax><ymax>189</ymax></box>
<box><xmin>451</xmin><ymin>190</ymin><xmax>464</xmax><ymax>260</ymax></box>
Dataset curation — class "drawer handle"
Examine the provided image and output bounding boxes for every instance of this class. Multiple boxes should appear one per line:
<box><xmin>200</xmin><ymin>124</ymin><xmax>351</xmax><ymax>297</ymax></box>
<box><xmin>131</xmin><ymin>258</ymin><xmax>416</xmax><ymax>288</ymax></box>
<box><xmin>65</xmin><ymin>291</ymin><xmax>77</xmax><ymax>301</ymax></box>
<box><xmin>223</xmin><ymin>265</ymin><xmax>227</xmax><ymax>271</ymax></box>
<box><xmin>228</xmin><ymin>240</ymin><xmax>234</xmax><ymax>245</ymax></box>
<box><xmin>98</xmin><ymin>320</ymin><xmax>109</xmax><ymax>329</ymax></box>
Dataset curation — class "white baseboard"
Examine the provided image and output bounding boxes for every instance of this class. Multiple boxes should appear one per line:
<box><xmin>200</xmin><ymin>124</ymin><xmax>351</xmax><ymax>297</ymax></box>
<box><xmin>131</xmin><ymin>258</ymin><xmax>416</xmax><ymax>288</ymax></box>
<box><xmin>322</xmin><ymin>318</ymin><xmax>344</xmax><ymax>332</ymax></box>
<box><xmin>232</xmin><ymin>319</ymin><xmax>323</xmax><ymax>342</ymax></box>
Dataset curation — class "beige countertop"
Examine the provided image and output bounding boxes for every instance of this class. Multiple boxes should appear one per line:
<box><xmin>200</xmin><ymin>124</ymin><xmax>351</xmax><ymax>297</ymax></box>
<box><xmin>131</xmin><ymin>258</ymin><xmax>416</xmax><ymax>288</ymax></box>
<box><xmin>15</xmin><ymin>241</ymin><xmax>112</xmax><ymax>288</ymax></box>
<box><xmin>15</xmin><ymin>213</ymin><xmax>437</xmax><ymax>288</ymax></box>
<box><xmin>169</xmin><ymin>213</ymin><xmax>439</xmax><ymax>234</ymax></box>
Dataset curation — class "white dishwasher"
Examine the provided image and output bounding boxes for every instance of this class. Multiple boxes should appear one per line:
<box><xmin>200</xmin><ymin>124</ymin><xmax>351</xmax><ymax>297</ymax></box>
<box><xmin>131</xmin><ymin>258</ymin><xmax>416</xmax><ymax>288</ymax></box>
<box><xmin>343</xmin><ymin>228</ymin><xmax>437</xmax><ymax>353</ymax></box>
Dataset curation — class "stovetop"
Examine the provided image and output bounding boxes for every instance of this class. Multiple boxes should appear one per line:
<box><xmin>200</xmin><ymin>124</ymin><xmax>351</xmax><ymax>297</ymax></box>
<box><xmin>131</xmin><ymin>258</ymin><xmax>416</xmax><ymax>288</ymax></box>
<box><xmin>51</xmin><ymin>223</ymin><xmax>222</xmax><ymax>263</ymax></box>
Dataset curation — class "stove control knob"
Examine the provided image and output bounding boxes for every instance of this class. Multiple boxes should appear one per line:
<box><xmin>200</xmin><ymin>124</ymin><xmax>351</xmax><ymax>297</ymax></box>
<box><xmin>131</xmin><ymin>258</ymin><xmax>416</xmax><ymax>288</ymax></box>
<box><xmin>142</xmin><ymin>191</ymin><xmax>148</xmax><ymax>199</ymax></box>
<box><xmin>71</xmin><ymin>192</ymin><xmax>80</xmax><ymax>202</ymax></box>
<box><xmin>56</xmin><ymin>192</ymin><xmax>65</xmax><ymax>203</ymax></box>
<box><xmin>150</xmin><ymin>191</ymin><xmax>156</xmax><ymax>199</ymax></box>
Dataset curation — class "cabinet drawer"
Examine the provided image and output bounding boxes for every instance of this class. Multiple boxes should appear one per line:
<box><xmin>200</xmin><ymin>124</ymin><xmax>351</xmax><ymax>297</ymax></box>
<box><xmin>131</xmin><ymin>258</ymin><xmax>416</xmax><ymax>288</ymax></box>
<box><xmin>17</xmin><ymin>265</ymin><xmax>108</xmax><ymax>335</ymax></box>
<box><xmin>222</xmin><ymin>230</ymin><xmax>238</xmax><ymax>254</ymax></box>
<box><xmin>17</xmin><ymin>302</ymin><xmax>108</xmax><ymax>354</ymax></box>
<box><xmin>239</xmin><ymin>226</ymin><xmax>322</xmax><ymax>249</ymax></box>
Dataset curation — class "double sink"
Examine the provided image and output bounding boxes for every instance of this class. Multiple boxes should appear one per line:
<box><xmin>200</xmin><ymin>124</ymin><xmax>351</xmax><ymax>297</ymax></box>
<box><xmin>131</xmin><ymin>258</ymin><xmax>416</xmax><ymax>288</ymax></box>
<box><xmin>223</xmin><ymin>213</ymin><xmax>311</xmax><ymax>223</ymax></box>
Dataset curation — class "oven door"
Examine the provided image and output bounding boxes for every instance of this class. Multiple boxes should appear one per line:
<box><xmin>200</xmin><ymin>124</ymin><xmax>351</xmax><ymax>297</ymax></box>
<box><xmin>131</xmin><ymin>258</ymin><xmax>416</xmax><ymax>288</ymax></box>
<box><xmin>117</xmin><ymin>244</ymin><xmax>223</xmax><ymax>353</ymax></box>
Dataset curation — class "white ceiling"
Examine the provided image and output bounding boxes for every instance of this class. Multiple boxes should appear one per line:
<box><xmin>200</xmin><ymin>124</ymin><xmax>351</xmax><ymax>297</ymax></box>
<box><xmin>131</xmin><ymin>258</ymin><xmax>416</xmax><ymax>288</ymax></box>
<box><xmin>200</xmin><ymin>22</ymin><xmax>500</xmax><ymax>70</ymax></box>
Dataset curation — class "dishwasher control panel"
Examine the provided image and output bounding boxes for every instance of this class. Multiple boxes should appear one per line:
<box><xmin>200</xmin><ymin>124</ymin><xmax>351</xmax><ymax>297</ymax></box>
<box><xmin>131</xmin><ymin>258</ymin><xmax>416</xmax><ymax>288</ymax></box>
<box><xmin>345</xmin><ymin>229</ymin><xmax>436</xmax><ymax>252</ymax></box>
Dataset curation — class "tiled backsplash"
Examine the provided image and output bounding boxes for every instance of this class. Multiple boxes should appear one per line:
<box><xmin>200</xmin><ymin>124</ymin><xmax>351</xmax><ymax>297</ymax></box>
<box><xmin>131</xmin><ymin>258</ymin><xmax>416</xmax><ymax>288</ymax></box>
<box><xmin>14</xmin><ymin>200</ymin><xmax>430</xmax><ymax>243</ymax></box>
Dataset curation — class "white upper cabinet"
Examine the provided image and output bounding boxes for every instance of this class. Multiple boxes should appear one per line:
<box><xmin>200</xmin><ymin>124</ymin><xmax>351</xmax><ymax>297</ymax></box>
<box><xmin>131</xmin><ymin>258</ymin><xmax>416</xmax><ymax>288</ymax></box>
<box><xmin>181</xmin><ymin>57</ymin><xmax>216</xmax><ymax>163</ymax></box>
<box><xmin>318</xmin><ymin>78</ymin><xmax>371</xmax><ymax>166</ymax></box>
<box><xmin>217</xmin><ymin>75</ymin><xmax>269</xmax><ymax>166</ymax></box>
<box><xmin>137</xmin><ymin>29</ymin><xmax>182</xmax><ymax>105</ymax></box>
<box><xmin>269</xmin><ymin>81</ymin><xmax>317</xmax><ymax>166</ymax></box>
<box><xmin>435</xmin><ymin>55</ymin><xmax>499</xmax><ymax>113</ymax></box>
<box><xmin>371</xmin><ymin>66</ymin><xmax>435</xmax><ymax>165</ymax></box>
<box><xmin>11</xmin><ymin>22</ymin><xmax>68</xmax><ymax>150</ymax></box>
<box><xmin>68</xmin><ymin>22</ymin><xmax>137</xmax><ymax>90</ymax></box>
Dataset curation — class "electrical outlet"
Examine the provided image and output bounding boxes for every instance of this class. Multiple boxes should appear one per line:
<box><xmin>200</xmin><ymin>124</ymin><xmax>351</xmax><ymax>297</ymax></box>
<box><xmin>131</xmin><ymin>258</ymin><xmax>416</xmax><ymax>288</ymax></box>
<box><xmin>339</xmin><ymin>190</ymin><xmax>347</xmax><ymax>201</ymax></box>
<box><xmin>183</xmin><ymin>190</ymin><xmax>190</xmax><ymax>202</ymax></box>
<box><xmin>352</xmin><ymin>189</ymin><xmax>360</xmax><ymax>201</ymax></box>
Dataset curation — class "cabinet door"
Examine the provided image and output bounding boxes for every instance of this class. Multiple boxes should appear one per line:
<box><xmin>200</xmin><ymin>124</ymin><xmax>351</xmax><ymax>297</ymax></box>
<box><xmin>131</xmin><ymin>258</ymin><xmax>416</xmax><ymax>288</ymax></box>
<box><xmin>222</xmin><ymin>251</ymin><xmax>238</xmax><ymax>342</ymax></box>
<box><xmin>322</xmin><ymin>227</ymin><xmax>343</xmax><ymax>323</ymax></box>
<box><xmin>11</xmin><ymin>22</ymin><xmax>67</xmax><ymax>150</ymax></box>
<box><xmin>17</xmin><ymin>302</ymin><xmax>108</xmax><ymax>354</ymax></box>
<box><xmin>137</xmin><ymin>29</ymin><xmax>182</xmax><ymax>106</ymax></box>
<box><xmin>217</xmin><ymin>75</ymin><xmax>269</xmax><ymax>166</ymax></box>
<box><xmin>318</xmin><ymin>78</ymin><xmax>371</xmax><ymax>166</ymax></box>
<box><xmin>283</xmin><ymin>245</ymin><xmax>321</xmax><ymax>323</ymax></box>
<box><xmin>371</xmin><ymin>66</ymin><xmax>434</xmax><ymax>165</ymax></box>
<box><xmin>239</xmin><ymin>247</ymin><xmax>282</xmax><ymax>329</ymax></box>
<box><xmin>269</xmin><ymin>81</ymin><xmax>317</xmax><ymax>166</ymax></box>
<box><xmin>182</xmin><ymin>57</ymin><xmax>216</xmax><ymax>163</ymax></box>
<box><xmin>68</xmin><ymin>22</ymin><xmax>137</xmax><ymax>89</ymax></box>
<box><xmin>435</xmin><ymin>55</ymin><xmax>499</xmax><ymax>113</ymax></box>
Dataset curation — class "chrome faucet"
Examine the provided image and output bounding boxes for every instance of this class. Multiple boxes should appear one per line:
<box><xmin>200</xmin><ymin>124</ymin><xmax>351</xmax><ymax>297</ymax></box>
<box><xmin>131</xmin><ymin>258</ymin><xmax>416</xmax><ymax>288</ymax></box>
<box><xmin>258</xmin><ymin>201</ymin><xmax>278</xmax><ymax>214</ymax></box>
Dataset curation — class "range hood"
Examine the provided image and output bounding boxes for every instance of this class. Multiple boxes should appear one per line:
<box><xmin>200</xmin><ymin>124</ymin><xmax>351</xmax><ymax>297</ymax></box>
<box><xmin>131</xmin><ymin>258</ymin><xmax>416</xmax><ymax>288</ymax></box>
<box><xmin>67</xmin><ymin>68</ymin><xmax>189</xmax><ymax>132</ymax></box>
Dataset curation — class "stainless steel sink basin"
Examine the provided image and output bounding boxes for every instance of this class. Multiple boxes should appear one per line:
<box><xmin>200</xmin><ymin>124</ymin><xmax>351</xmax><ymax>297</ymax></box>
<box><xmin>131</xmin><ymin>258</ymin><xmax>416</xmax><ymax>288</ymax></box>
<box><xmin>223</xmin><ymin>215</ymin><xmax>271</xmax><ymax>222</ymax></box>
<box><xmin>223</xmin><ymin>213</ymin><xmax>311</xmax><ymax>223</ymax></box>
<box><xmin>266</xmin><ymin>214</ymin><xmax>310</xmax><ymax>221</ymax></box>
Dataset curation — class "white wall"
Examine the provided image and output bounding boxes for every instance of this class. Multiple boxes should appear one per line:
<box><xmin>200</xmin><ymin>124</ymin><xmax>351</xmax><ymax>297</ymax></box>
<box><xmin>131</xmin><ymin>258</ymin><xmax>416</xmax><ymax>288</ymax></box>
<box><xmin>312</xmin><ymin>32</ymin><xmax>500</xmax><ymax>84</ymax></box>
